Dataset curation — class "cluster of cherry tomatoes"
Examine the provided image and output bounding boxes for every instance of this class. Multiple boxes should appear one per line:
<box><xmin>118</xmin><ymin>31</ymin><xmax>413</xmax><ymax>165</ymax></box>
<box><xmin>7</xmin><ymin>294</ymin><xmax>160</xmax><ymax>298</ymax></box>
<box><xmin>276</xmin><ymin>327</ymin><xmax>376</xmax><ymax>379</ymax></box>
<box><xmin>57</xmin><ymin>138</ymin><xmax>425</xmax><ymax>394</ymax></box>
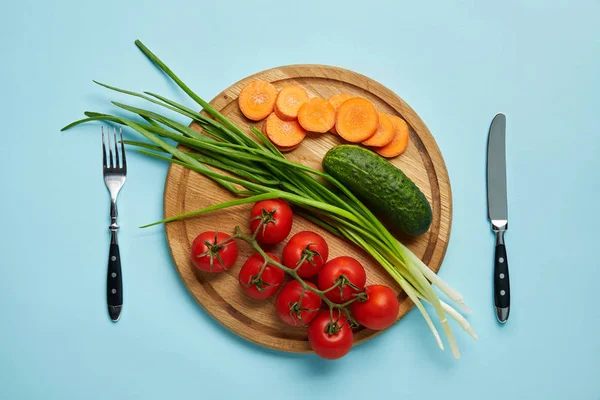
<box><xmin>189</xmin><ymin>199</ymin><xmax>400</xmax><ymax>360</ymax></box>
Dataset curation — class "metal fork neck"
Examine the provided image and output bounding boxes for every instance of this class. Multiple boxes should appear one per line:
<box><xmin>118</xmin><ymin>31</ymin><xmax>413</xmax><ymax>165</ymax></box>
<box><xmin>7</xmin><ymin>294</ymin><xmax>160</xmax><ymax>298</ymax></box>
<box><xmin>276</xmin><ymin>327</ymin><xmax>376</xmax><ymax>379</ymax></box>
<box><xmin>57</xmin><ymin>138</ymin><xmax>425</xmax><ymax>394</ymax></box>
<box><xmin>110</xmin><ymin>200</ymin><xmax>119</xmax><ymax>244</ymax></box>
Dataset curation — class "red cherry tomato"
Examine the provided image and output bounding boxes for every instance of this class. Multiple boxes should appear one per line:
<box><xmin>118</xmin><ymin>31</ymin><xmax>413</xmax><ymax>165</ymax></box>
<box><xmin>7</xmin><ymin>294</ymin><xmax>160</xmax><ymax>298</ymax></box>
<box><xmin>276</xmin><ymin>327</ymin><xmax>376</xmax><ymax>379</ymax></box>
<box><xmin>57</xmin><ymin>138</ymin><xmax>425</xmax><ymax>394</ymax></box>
<box><xmin>350</xmin><ymin>285</ymin><xmax>400</xmax><ymax>330</ymax></box>
<box><xmin>238</xmin><ymin>253</ymin><xmax>284</xmax><ymax>299</ymax></box>
<box><xmin>190</xmin><ymin>231</ymin><xmax>238</xmax><ymax>273</ymax></box>
<box><xmin>249</xmin><ymin>199</ymin><xmax>293</xmax><ymax>245</ymax></box>
<box><xmin>275</xmin><ymin>281</ymin><xmax>322</xmax><ymax>326</ymax></box>
<box><xmin>308</xmin><ymin>310</ymin><xmax>353</xmax><ymax>360</ymax></box>
<box><xmin>317</xmin><ymin>256</ymin><xmax>366</xmax><ymax>303</ymax></box>
<box><xmin>282</xmin><ymin>231</ymin><xmax>329</xmax><ymax>278</ymax></box>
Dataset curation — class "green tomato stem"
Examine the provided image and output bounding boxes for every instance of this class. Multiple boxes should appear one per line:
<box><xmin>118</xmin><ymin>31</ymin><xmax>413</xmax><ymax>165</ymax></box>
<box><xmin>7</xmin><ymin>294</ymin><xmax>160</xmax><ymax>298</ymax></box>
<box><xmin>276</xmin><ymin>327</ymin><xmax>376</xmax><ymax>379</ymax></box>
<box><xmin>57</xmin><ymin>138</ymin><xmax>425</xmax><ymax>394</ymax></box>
<box><xmin>232</xmin><ymin>227</ymin><xmax>361</xmax><ymax>314</ymax></box>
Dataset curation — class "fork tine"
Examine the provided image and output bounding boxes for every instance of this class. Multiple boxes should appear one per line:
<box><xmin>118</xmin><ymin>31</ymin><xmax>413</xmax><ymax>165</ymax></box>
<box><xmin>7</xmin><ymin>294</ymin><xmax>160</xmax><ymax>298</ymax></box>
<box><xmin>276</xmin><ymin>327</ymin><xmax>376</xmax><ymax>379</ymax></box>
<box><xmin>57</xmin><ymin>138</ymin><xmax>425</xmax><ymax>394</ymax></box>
<box><xmin>102</xmin><ymin>127</ymin><xmax>108</xmax><ymax>168</ymax></box>
<box><xmin>120</xmin><ymin>127</ymin><xmax>127</xmax><ymax>171</ymax></box>
<box><xmin>113</xmin><ymin>127</ymin><xmax>119</xmax><ymax>169</ymax></box>
<box><xmin>108</xmin><ymin>127</ymin><xmax>114</xmax><ymax>168</ymax></box>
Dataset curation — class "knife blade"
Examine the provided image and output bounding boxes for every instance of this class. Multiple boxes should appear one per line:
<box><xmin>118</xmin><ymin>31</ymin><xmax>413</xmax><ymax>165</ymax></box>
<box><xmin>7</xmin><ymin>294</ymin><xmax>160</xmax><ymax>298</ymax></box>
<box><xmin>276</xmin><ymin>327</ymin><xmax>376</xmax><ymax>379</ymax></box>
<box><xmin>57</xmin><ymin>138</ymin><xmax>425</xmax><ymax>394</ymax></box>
<box><xmin>486</xmin><ymin>113</ymin><xmax>510</xmax><ymax>323</ymax></box>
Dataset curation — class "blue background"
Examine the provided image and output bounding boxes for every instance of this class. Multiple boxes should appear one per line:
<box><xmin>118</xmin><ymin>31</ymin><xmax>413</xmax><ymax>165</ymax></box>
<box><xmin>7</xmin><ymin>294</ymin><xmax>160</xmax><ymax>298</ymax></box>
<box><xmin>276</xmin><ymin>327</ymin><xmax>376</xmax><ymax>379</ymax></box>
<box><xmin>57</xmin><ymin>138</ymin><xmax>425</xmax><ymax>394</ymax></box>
<box><xmin>1</xmin><ymin>0</ymin><xmax>599</xmax><ymax>398</ymax></box>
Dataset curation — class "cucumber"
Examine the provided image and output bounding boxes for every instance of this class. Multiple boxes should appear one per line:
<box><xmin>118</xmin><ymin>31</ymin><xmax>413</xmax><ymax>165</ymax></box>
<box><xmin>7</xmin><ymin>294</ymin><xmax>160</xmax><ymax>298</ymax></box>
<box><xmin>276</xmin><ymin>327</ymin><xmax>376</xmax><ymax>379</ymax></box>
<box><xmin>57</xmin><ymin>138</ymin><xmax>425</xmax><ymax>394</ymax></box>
<box><xmin>322</xmin><ymin>145</ymin><xmax>432</xmax><ymax>236</ymax></box>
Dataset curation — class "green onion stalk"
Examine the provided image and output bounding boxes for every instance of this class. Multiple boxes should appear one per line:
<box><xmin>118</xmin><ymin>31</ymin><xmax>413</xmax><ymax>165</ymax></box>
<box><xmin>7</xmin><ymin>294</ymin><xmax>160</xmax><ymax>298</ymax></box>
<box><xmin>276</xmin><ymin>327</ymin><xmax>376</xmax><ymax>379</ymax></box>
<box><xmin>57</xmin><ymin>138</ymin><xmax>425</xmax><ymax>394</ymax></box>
<box><xmin>62</xmin><ymin>40</ymin><xmax>476</xmax><ymax>358</ymax></box>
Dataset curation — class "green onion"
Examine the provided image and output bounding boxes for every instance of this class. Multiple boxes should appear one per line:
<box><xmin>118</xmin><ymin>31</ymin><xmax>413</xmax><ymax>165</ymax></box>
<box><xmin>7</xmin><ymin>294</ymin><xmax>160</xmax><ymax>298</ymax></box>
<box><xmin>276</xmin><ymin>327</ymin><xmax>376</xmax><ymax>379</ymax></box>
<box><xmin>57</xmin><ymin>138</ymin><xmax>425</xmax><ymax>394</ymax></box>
<box><xmin>62</xmin><ymin>40</ymin><xmax>475</xmax><ymax>358</ymax></box>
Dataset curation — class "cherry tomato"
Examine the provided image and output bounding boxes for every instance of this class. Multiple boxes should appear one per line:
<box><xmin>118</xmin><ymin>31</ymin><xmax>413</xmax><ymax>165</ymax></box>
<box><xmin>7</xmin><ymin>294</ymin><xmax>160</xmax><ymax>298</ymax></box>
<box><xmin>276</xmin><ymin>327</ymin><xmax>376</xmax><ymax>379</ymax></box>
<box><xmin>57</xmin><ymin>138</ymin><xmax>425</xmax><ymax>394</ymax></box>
<box><xmin>249</xmin><ymin>199</ymin><xmax>293</xmax><ymax>245</ymax></box>
<box><xmin>350</xmin><ymin>285</ymin><xmax>400</xmax><ymax>330</ymax></box>
<box><xmin>238</xmin><ymin>253</ymin><xmax>284</xmax><ymax>299</ymax></box>
<box><xmin>275</xmin><ymin>281</ymin><xmax>322</xmax><ymax>326</ymax></box>
<box><xmin>308</xmin><ymin>310</ymin><xmax>353</xmax><ymax>360</ymax></box>
<box><xmin>282</xmin><ymin>231</ymin><xmax>329</xmax><ymax>278</ymax></box>
<box><xmin>317</xmin><ymin>256</ymin><xmax>366</xmax><ymax>303</ymax></box>
<box><xmin>190</xmin><ymin>231</ymin><xmax>238</xmax><ymax>273</ymax></box>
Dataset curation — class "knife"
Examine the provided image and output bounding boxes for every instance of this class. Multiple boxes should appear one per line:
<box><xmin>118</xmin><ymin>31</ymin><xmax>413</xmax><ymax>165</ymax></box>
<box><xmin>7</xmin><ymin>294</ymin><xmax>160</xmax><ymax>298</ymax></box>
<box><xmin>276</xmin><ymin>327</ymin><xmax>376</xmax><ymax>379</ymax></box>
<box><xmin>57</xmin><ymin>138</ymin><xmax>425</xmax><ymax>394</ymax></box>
<box><xmin>487</xmin><ymin>113</ymin><xmax>510</xmax><ymax>323</ymax></box>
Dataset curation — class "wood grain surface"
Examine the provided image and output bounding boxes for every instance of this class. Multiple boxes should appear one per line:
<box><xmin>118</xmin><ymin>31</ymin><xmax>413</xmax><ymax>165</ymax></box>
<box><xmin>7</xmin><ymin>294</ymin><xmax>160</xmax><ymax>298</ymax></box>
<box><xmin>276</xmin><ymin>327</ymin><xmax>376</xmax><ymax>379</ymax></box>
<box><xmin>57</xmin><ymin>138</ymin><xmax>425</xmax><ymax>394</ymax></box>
<box><xmin>163</xmin><ymin>65</ymin><xmax>452</xmax><ymax>353</ymax></box>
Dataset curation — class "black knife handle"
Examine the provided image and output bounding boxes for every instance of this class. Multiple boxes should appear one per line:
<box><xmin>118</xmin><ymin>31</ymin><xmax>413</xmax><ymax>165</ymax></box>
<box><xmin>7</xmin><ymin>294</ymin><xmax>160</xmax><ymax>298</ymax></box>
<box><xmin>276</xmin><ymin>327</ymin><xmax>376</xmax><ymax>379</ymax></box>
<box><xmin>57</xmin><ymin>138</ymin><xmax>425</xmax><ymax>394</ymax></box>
<box><xmin>107</xmin><ymin>242</ymin><xmax>123</xmax><ymax>322</ymax></box>
<box><xmin>494</xmin><ymin>239</ymin><xmax>510</xmax><ymax>323</ymax></box>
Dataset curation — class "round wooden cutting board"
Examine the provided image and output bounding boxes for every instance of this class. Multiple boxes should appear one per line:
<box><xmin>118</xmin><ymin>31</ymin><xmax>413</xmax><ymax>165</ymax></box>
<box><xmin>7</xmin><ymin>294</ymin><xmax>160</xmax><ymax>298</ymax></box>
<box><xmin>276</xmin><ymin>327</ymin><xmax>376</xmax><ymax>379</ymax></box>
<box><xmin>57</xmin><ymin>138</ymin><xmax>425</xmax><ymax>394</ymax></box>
<box><xmin>164</xmin><ymin>65</ymin><xmax>452</xmax><ymax>353</ymax></box>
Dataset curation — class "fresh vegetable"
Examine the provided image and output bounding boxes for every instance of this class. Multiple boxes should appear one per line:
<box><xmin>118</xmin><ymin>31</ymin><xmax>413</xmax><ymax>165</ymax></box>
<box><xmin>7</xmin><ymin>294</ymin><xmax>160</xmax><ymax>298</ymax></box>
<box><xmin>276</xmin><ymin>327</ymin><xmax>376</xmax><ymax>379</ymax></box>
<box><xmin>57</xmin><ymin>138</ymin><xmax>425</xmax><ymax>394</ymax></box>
<box><xmin>297</xmin><ymin>98</ymin><xmax>336</xmax><ymax>133</ymax></box>
<box><xmin>190</xmin><ymin>231</ymin><xmax>238</xmax><ymax>273</ymax></box>
<box><xmin>275</xmin><ymin>280</ymin><xmax>322</xmax><ymax>326</ymax></box>
<box><xmin>327</xmin><ymin>93</ymin><xmax>352</xmax><ymax>134</ymax></box>
<box><xmin>317</xmin><ymin>256</ymin><xmax>366</xmax><ymax>303</ymax></box>
<box><xmin>249</xmin><ymin>199</ymin><xmax>293</xmax><ymax>244</ymax></box>
<box><xmin>328</xmin><ymin>93</ymin><xmax>353</xmax><ymax>110</ymax></box>
<box><xmin>282</xmin><ymin>231</ymin><xmax>329</xmax><ymax>278</ymax></box>
<box><xmin>238</xmin><ymin>80</ymin><xmax>277</xmax><ymax>121</ymax></box>
<box><xmin>232</xmin><ymin>227</ymin><xmax>363</xmax><ymax>349</ymax></box>
<box><xmin>274</xmin><ymin>85</ymin><xmax>308</xmax><ymax>120</ymax></box>
<box><xmin>275</xmin><ymin>143</ymin><xmax>300</xmax><ymax>152</ymax></box>
<box><xmin>262</xmin><ymin>119</ymin><xmax>301</xmax><ymax>152</ymax></box>
<box><xmin>351</xmin><ymin>285</ymin><xmax>399</xmax><ymax>330</ymax></box>
<box><xmin>334</xmin><ymin>97</ymin><xmax>379</xmax><ymax>142</ymax></box>
<box><xmin>376</xmin><ymin>115</ymin><xmax>409</xmax><ymax>158</ymax></box>
<box><xmin>64</xmin><ymin>40</ymin><xmax>475</xmax><ymax>358</ymax></box>
<box><xmin>238</xmin><ymin>253</ymin><xmax>284</xmax><ymax>299</ymax></box>
<box><xmin>362</xmin><ymin>112</ymin><xmax>395</xmax><ymax>147</ymax></box>
<box><xmin>308</xmin><ymin>310</ymin><xmax>353</xmax><ymax>360</ymax></box>
<box><xmin>322</xmin><ymin>145</ymin><xmax>432</xmax><ymax>236</ymax></box>
<box><xmin>264</xmin><ymin>112</ymin><xmax>306</xmax><ymax>148</ymax></box>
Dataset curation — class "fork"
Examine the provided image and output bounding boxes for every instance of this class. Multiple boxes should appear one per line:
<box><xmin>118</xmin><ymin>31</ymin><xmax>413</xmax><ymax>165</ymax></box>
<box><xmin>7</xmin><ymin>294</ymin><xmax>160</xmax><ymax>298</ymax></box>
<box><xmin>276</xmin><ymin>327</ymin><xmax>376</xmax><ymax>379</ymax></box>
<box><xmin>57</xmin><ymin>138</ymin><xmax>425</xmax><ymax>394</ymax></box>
<box><xmin>102</xmin><ymin>127</ymin><xmax>127</xmax><ymax>322</ymax></box>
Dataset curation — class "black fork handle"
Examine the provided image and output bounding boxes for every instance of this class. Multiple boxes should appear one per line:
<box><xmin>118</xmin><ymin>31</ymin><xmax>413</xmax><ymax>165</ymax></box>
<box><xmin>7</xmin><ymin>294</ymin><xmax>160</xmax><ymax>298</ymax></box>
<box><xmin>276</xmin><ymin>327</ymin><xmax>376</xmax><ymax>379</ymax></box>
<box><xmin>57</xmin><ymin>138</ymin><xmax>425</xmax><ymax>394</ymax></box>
<box><xmin>107</xmin><ymin>239</ymin><xmax>123</xmax><ymax>322</ymax></box>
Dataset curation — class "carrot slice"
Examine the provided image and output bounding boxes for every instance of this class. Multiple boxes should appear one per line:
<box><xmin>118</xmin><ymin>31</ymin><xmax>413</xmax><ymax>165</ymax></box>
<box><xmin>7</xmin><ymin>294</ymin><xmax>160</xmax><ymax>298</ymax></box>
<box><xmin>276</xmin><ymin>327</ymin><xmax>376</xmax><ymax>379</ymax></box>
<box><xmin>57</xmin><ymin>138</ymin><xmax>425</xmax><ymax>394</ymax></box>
<box><xmin>275</xmin><ymin>143</ymin><xmax>301</xmax><ymax>152</ymax></box>
<box><xmin>335</xmin><ymin>98</ymin><xmax>379</xmax><ymax>142</ymax></box>
<box><xmin>328</xmin><ymin>93</ymin><xmax>353</xmax><ymax>109</ymax></box>
<box><xmin>274</xmin><ymin>85</ymin><xmax>309</xmax><ymax>121</ymax></box>
<box><xmin>327</xmin><ymin>93</ymin><xmax>353</xmax><ymax>134</ymax></box>
<box><xmin>264</xmin><ymin>112</ymin><xmax>306</xmax><ymax>147</ymax></box>
<box><xmin>376</xmin><ymin>115</ymin><xmax>409</xmax><ymax>158</ymax></box>
<box><xmin>297</xmin><ymin>98</ymin><xmax>336</xmax><ymax>133</ymax></box>
<box><xmin>238</xmin><ymin>80</ymin><xmax>277</xmax><ymax>121</ymax></box>
<box><xmin>362</xmin><ymin>112</ymin><xmax>395</xmax><ymax>147</ymax></box>
<box><xmin>261</xmin><ymin>120</ymin><xmax>297</xmax><ymax>152</ymax></box>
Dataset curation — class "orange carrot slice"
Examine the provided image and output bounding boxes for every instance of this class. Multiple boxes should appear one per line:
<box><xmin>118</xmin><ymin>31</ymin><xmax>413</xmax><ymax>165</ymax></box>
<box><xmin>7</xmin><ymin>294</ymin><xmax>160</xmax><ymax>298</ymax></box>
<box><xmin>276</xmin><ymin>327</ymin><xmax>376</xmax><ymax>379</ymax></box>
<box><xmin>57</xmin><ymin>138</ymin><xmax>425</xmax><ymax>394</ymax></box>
<box><xmin>297</xmin><ymin>98</ymin><xmax>336</xmax><ymax>133</ymax></box>
<box><xmin>262</xmin><ymin>120</ymin><xmax>297</xmax><ymax>152</ymax></box>
<box><xmin>327</xmin><ymin>93</ymin><xmax>353</xmax><ymax>134</ymax></box>
<box><xmin>335</xmin><ymin>98</ymin><xmax>379</xmax><ymax>142</ymax></box>
<box><xmin>376</xmin><ymin>115</ymin><xmax>409</xmax><ymax>158</ymax></box>
<box><xmin>264</xmin><ymin>112</ymin><xmax>307</xmax><ymax>147</ymax></box>
<box><xmin>275</xmin><ymin>143</ymin><xmax>301</xmax><ymax>152</ymax></box>
<box><xmin>274</xmin><ymin>85</ymin><xmax>309</xmax><ymax>121</ymax></box>
<box><xmin>261</xmin><ymin>120</ymin><xmax>268</xmax><ymax>135</ymax></box>
<box><xmin>238</xmin><ymin>80</ymin><xmax>277</xmax><ymax>121</ymax></box>
<box><xmin>362</xmin><ymin>112</ymin><xmax>395</xmax><ymax>147</ymax></box>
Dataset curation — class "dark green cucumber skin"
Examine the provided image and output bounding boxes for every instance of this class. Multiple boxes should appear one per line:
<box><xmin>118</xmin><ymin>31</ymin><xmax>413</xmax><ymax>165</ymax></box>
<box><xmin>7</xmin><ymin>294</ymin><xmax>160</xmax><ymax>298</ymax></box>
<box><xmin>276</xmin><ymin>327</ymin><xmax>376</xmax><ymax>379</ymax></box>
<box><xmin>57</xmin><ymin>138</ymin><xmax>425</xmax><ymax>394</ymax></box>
<box><xmin>322</xmin><ymin>145</ymin><xmax>432</xmax><ymax>236</ymax></box>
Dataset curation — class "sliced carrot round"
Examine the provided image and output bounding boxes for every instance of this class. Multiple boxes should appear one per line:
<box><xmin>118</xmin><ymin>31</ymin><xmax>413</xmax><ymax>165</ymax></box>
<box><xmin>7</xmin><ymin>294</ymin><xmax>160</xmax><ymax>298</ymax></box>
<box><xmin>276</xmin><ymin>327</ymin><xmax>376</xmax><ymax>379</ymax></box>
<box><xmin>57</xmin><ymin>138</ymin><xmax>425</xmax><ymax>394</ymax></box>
<box><xmin>327</xmin><ymin>93</ymin><xmax>353</xmax><ymax>134</ymax></box>
<box><xmin>264</xmin><ymin>112</ymin><xmax>306</xmax><ymax>147</ymax></box>
<box><xmin>376</xmin><ymin>115</ymin><xmax>409</xmax><ymax>158</ymax></box>
<box><xmin>297</xmin><ymin>98</ymin><xmax>336</xmax><ymax>133</ymax></box>
<box><xmin>238</xmin><ymin>80</ymin><xmax>277</xmax><ymax>121</ymax></box>
<box><xmin>328</xmin><ymin>93</ymin><xmax>353</xmax><ymax>109</ymax></box>
<box><xmin>274</xmin><ymin>85</ymin><xmax>309</xmax><ymax>121</ymax></box>
<box><xmin>335</xmin><ymin>98</ymin><xmax>379</xmax><ymax>142</ymax></box>
<box><xmin>275</xmin><ymin>143</ymin><xmax>301</xmax><ymax>152</ymax></box>
<box><xmin>362</xmin><ymin>112</ymin><xmax>395</xmax><ymax>147</ymax></box>
<box><xmin>261</xmin><ymin>120</ymin><xmax>268</xmax><ymax>135</ymax></box>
